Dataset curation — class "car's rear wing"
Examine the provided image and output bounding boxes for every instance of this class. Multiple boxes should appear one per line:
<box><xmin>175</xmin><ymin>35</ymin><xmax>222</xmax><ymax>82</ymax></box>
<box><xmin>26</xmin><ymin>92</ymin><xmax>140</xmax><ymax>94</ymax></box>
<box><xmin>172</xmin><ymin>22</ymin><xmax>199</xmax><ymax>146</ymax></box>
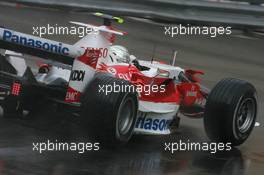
<box><xmin>0</xmin><ymin>27</ymin><xmax>84</xmax><ymax>65</ymax></box>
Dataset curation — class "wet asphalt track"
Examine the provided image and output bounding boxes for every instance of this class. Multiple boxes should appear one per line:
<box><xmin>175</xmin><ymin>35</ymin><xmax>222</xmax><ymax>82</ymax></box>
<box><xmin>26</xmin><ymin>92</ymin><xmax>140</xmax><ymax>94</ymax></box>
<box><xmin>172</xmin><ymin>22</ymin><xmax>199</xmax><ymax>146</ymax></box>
<box><xmin>0</xmin><ymin>3</ymin><xmax>264</xmax><ymax>175</ymax></box>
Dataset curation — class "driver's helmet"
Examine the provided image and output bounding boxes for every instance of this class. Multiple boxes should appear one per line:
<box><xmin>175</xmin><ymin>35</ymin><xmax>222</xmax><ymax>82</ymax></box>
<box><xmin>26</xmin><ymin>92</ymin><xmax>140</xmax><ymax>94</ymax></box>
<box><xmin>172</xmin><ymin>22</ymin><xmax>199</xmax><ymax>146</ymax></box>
<box><xmin>109</xmin><ymin>45</ymin><xmax>130</xmax><ymax>64</ymax></box>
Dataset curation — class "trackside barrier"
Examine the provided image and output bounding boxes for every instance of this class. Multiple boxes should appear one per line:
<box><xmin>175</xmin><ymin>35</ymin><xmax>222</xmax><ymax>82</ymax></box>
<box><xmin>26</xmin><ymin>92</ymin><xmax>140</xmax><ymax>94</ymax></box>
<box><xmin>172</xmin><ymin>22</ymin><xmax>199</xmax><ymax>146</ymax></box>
<box><xmin>3</xmin><ymin>0</ymin><xmax>264</xmax><ymax>29</ymax></box>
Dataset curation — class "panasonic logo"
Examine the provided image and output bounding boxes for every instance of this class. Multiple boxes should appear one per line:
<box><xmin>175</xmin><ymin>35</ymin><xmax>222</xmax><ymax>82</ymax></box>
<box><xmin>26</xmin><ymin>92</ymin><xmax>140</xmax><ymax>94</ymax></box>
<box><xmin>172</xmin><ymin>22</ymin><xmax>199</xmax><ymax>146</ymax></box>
<box><xmin>2</xmin><ymin>30</ymin><xmax>69</xmax><ymax>55</ymax></box>
<box><xmin>135</xmin><ymin>114</ymin><xmax>171</xmax><ymax>131</ymax></box>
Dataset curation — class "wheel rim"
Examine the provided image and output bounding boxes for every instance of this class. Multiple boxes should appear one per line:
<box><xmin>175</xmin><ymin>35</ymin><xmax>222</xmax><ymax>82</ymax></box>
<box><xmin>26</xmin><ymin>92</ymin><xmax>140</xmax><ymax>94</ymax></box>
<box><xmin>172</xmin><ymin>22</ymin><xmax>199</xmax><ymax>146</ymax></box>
<box><xmin>117</xmin><ymin>97</ymin><xmax>135</xmax><ymax>136</ymax></box>
<box><xmin>236</xmin><ymin>98</ymin><xmax>256</xmax><ymax>133</ymax></box>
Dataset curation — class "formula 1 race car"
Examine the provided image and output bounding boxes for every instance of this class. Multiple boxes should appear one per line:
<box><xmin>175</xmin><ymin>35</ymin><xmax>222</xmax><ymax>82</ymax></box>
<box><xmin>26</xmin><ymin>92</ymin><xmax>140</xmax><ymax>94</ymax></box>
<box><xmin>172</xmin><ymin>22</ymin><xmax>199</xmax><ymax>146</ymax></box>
<box><xmin>0</xmin><ymin>13</ymin><xmax>258</xmax><ymax>146</ymax></box>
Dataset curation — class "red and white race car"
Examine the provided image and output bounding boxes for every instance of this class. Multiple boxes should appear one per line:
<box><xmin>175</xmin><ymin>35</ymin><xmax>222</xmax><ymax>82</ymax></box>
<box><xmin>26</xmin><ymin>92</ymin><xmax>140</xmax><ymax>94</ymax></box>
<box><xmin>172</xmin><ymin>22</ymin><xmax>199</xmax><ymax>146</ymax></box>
<box><xmin>0</xmin><ymin>13</ymin><xmax>258</xmax><ymax>146</ymax></box>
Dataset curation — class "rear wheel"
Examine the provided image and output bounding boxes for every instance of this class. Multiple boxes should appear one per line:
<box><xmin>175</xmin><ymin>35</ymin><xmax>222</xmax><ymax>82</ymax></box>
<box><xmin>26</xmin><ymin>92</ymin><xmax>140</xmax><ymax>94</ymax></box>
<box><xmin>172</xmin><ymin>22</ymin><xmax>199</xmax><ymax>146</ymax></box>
<box><xmin>2</xmin><ymin>95</ymin><xmax>23</xmax><ymax>118</ymax></box>
<box><xmin>204</xmin><ymin>78</ymin><xmax>257</xmax><ymax>146</ymax></box>
<box><xmin>81</xmin><ymin>74</ymin><xmax>138</xmax><ymax>146</ymax></box>
<box><xmin>2</xmin><ymin>95</ymin><xmax>36</xmax><ymax>119</ymax></box>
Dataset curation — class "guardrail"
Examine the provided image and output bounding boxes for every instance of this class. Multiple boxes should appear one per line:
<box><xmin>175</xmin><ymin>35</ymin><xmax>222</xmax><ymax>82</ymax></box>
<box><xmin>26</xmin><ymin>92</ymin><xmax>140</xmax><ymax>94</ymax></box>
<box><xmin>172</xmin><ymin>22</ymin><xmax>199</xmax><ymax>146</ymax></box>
<box><xmin>230</xmin><ymin>0</ymin><xmax>263</xmax><ymax>4</ymax></box>
<box><xmin>3</xmin><ymin>0</ymin><xmax>264</xmax><ymax>29</ymax></box>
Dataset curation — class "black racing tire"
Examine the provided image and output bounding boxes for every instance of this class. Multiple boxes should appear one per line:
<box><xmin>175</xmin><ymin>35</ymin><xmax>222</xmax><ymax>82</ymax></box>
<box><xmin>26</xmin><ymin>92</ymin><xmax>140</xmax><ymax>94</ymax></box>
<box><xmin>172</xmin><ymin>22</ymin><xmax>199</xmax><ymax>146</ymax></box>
<box><xmin>204</xmin><ymin>78</ymin><xmax>257</xmax><ymax>146</ymax></box>
<box><xmin>2</xmin><ymin>95</ymin><xmax>23</xmax><ymax>118</ymax></box>
<box><xmin>81</xmin><ymin>73</ymin><xmax>138</xmax><ymax>146</ymax></box>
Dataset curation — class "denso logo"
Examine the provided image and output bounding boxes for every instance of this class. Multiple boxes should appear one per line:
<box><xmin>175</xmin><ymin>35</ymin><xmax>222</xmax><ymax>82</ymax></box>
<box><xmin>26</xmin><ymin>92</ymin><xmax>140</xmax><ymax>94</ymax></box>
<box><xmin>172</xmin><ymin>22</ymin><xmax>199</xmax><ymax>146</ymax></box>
<box><xmin>70</xmin><ymin>70</ymin><xmax>85</xmax><ymax>81</ymax></box>
<box><xmin>2</xmin><ymin>30</ymin><xmax>69</xmax><ymax>55</ymax></box>
<box><xmin>135</xmin><ymin>114</ymin><xmax>171</xmax><ymax>131</ymax></box>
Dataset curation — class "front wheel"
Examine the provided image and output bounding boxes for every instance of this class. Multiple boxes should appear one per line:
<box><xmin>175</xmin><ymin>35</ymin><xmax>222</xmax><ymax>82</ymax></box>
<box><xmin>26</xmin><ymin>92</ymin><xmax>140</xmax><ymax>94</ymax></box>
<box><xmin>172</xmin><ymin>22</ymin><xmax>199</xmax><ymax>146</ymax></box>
<box><xmin>204</xmin><ymin>78</ymin><xmax>257</xmax><ymax>146</ymax></box>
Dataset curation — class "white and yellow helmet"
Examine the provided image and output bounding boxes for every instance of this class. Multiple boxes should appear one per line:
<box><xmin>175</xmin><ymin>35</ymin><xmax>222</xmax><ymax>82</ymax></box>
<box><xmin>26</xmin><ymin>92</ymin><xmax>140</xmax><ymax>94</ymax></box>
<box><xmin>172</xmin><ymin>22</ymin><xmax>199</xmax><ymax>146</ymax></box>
<box><xmin>109</xmin><ymin>45</ymin><xmax>130</xmax><ymax>64</ymax></box>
